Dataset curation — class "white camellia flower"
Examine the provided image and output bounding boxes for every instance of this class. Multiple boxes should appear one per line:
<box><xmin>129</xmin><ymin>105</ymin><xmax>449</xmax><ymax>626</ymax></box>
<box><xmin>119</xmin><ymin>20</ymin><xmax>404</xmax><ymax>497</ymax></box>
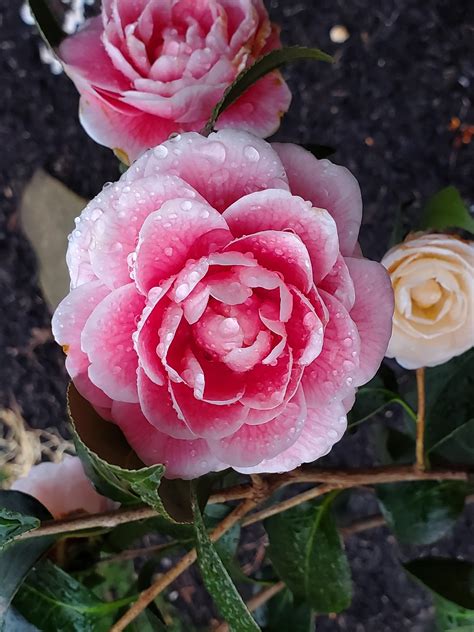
<box><xmin>382</xmin><ymin>233</ymin><xmax>474</xmax><ymax>369</ymax></box>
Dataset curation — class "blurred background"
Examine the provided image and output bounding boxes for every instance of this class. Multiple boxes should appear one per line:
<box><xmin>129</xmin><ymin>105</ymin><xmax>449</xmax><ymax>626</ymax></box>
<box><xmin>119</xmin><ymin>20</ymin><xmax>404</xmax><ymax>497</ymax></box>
<box><xmin>0</xmin><ymin>1</ymin><xmax>473</xmax><ymax>629</ymax></box>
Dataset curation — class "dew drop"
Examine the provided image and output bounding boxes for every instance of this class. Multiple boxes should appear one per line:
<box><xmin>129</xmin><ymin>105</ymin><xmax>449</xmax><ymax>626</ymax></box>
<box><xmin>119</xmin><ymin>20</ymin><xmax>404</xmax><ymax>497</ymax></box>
<box><xmin>200</xmin><ymin>141</ymin><xmax>227</xmax><ymax>163</ymax></box>
<box><xmin>244</xmin><ymin>145</ymin><xmax>260</xmax><ymax>162</ymax></box>
<box><xmin>90</xmin><ymin>208</ymin><xmax>103</xmax><ymax>221</ymax></box>
<box><xmin>164</xmin><ymin>247</ymin><xmax>173</xmax><ymax>256</ymax></box>
<box><xmin>181</xmin><ymin>200</ymin><xmax>193</xmax><ymax>211</ymax></box>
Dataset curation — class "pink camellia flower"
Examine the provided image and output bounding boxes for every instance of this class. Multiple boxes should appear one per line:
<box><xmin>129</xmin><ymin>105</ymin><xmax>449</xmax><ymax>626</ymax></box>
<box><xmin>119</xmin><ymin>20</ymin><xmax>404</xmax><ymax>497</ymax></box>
<box><xmin>58</xmin><ymin>0</ymin><xmax>291</xmax><ymax>163</ymax></box>
<box><xmin>52</xmin><ymin>130</ymin><xmax>394</xmax><ymax>479</ymax></box>
<box><xmin>11</xmin><ymin>456</ymin><xmax>116</xmax><ymax>518</ymax></box>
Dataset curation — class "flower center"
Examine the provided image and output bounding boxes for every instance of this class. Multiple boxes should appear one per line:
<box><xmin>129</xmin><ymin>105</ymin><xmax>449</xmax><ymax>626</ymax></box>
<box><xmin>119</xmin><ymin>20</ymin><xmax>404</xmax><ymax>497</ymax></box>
<box><xmin>411</xmin><ymin>278</ymin><xmax>442</xmax><ymax>309</ymax></box>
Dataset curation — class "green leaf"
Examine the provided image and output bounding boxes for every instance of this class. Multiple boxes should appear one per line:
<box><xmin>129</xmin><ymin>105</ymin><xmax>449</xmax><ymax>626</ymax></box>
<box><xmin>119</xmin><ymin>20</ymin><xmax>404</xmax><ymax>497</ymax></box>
<box><xmin>13</xmin><ymin>560</ymin><xmax>135</xmax><ymax>632</ymax></box>
<box><xmin>191</xmin><ymin>487</ymin><xmax>260</xmax><ymax>631</ymax></box>
<box><xmin>348</xmin><ymin>387</ymin><xmax>416</xmax><ymax>428</ymax></box>
<box><xmin>266</xmin><ymin>493</ymin><xmax>352</xmax><ymax>613</ymax></box>
<box><xmin>28</xmin><ymin>0</ymin><xmax>65</xmax><ymax>49</ymax></box>
<box><xmin>424</xmin><ymin>350</ymin><xmax>474</xmax><ymax>465</ymax></box>
<box><xmin>429</xmin><ymin>419</ymin><xmax>474</xmax><ymax>464</ymax></box>
<box><xmin>264</xmin><ymin>589</ymin><xmax>313</xmax><ymax>631</ymax></box>
<box><xmin>377</xmin><ymin>481</ymin><xmax>468</xmax><ymax>545</ymax></box>
<box><xmin>0</xmin><ymin>492</ymin><xmax>44</xmax><ymax>549</ymax></box>
<box><xmin>204</xmin><ymin>46</ymin><xmax>333</xmax><ymax>134</ymax></box>
<box><xmin>0</xmin><ymin>492</ymin><xmax>55</xmax><ymax>627</ymax></box>
<box><xmin>422</xmin><ymin>186</ymin><xmax>474</xmax><ymax>232</ymax></box>
<box><xmin>405</xmin><ymin>558</ymin><xmax>474</xmax><ymax>610</ymax></box>
<box><xmin>68</xmin><ymin>384</ymin><xmax>192</xmax><ymax>523</ymax></box>
<box><xmin>434</xmin><ymin>595</ymin><xmax>474</xmax><ymax>631</ymax></box>
<box><xmin>372</xmin><ymin>424</ymin><xmax>415</xmax><ymax>465</ymax></box>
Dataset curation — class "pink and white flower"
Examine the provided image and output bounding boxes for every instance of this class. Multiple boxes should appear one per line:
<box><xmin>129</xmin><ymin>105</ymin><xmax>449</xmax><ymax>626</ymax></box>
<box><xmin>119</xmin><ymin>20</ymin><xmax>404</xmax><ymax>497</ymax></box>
<box><xmin>11</xmin><ymin>456</ymin><xmax>116</xmax><ymax>518</ymax></box>
<box><xmin>53</xmin><ymin>130</ymin><xmax>394</xmax><ymax>479</ymax></box>
<box><xmin>59</xmin><ymin>0</ymin><xmax>291</xmax><ymax>162</ymax></box>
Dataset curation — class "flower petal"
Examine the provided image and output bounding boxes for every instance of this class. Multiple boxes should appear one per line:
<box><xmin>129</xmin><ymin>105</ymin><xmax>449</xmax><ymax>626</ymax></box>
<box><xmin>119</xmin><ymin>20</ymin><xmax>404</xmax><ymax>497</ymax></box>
<box><xmin>208</xmin><ymin>386</ymin><xmax>307</xmax><ymax>467</ymax></box>
<box><xmin>82</xmin><ymin>283</ymin><xmax>144</xmax><ymax>403</ymax></box>
<box><xmin>112</xmin><ymin>402</ymin><xmax>223</xmax><ymax>479</ymax></box>
<box><xmin>223</xmin><ymin>189</ymin><xmax>339</xmax><ymax>283</ymax></box>
<box><xmin>134</xmin><ymin>198</ymin><xmax>228</xmax><ymax>293</ymax></box>
<box><xmin>273</xmin><ymin>143</ymin><xmax>362</xmax><ymax>256</ymax></box>
<box><xmin>346</xmin><ymin>257</ymin><xmax>394</xmax><ymax>384</ymax></box>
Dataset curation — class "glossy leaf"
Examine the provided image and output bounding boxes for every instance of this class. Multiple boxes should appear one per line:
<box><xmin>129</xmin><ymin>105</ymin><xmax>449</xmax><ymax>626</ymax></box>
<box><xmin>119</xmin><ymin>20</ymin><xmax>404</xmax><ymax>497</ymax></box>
<box><xmin>204</xmin><ymin>46</ymin><xmax>332</xmax><ymax>133</ymax></box>
<box><xmin>28</xmin><ymin>0</ymin><xmax>65</xmax><ymax>49</ymax></box>
<box><xmin>422</xmin><ymin>186</ymin><xmax>474</xmax><ymax>232</ymax></box>
<box><xmin>266</xmin><ymin>493</ymin><xmax>352</xmax><ymax>613</ymax></box>
<box><xmin>264</xmin><ymin>589</ymin><xmax>313</xmax><ymax>631</ymax></box>
<box><xmin>68</xmin><ymin>384</ymin><xmax>193</xmax><ymax>523</ymax></box>
<box><xmin>13</xmin><ymin>560</ymin><xmax>134</xmax><ymax>632</ymax></box>
<box><xmin>372</xmin><ymin>425</ymin><xmax>416</xmax><ymax>465</ymax></box>
<box><xmin>0</xmin><ymin>491</ymin><xmax>43</xmax><ymax>549</ymax></box>
<box><xmin>405</xmin><ymin>558</ymin><xmax>474</xmax><ymax>610</ymax></box>
<box><xmin>424</xmin><ymin>350</ymin><xmax>474</xmax><ymax>464</ymax></box>
<box><xmin>429</xmin><ymin>418</ymin><xmax>474</xmax><ymax>464</ymax></box>
<box><xmin>348</xmin><ymin>387</ymin><xmax>416</xmax><ymax>428</ymax></box>
<box><xmin>191</xmin><ymin>487</ymin><xmax>260</xmax><ymax>631</ymax></box>
<box><xmin>0</xmin><ymin>492</ymin><xmax>54</xmax><ymax>627</ymax></box>
<box><xmin>377</xmin><ymin>481</ymin><xmax>468</xmax><ymax>545</ymax></box>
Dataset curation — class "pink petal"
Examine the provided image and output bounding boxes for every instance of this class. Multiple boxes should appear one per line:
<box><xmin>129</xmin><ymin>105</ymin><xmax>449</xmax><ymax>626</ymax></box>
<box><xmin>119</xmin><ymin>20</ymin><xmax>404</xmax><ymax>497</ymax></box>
<box><xmin>345</xmin><ymin>257</ymin><xmax>394</xmax><ymax>385</ymax></box>
<box><xmin>224</xmin><ymin>330</ymin><xmax>273</xmax><ymax>372</ymax></box>
<box><xmin>170</xmin><ymin>381</ymin><xmax>249</xmax><ymax>439</ymax></box>
<box><xmin>217</xmin><ymin>72</ymin><xmax>291</xmax><ymax>139</ymax></box>
<box><xmin>273</xmin><ymin>143</ymin><xmax>362</xmax><ymax>256</ymax></box>
<box><xmin>319</xmin><ymin>254</ymin><xmax>356</xmax><ymax>312</ymax></box>
<box><xmin>224</xmin><ymin>230</ymin><xmax>313</xmax><ymax>293</ymax></box>
<box><xmin>194</xmin><ymin>352</ymin><xmax>247</xmax><ymax>404</ymax></box>
<box><xmin>241</xmin><ymin>345</ymin><xmax>293</xmax><ymax>410</ymax></box>
<box><xmin>131</xmin><ymin>130</ymin><xmax>290</xmax><ymax>211</ymax></box>
<box><xmin>89</xmin><ymin>175</ymin><xmax>204</xmax><ymax>289</ymax></box>
<box><xmin>137</xmin><ymin>368</ymin><xmax>194</xmax><ymax>439</ymax></box>
<box><xmin>208</xmin><ymin>386</ymin><xmax>307</xmax><ymax>467</ymax></box>
<box><xmin>11</xmin><ymin>456</ymin><xmax>115</xmax><ymax>518</ymax></box>
<box><xmin>111</xmin><ymin>402</ymin><xmax>223</xmax><ymax>479</ymax></box>
<box><xmin>77</xmin><ymin>91</ymin><xmax>179</xmax><ymax>163</ymax></box>
<box><xmin>59</xmin><ymin>16</ymin><xmax>129</xmax><ymax>93</ymax></box>
<box><xmin>302</xmin><ymin>291</ymin><xmax>361</xmax><ymax>407</ymax></box>
<box><xmin>287</xmin><ymin>289</ymin><xmax>324</xmax><ymax>366</ymax></box>
<box><xmin>223</xmin><ymin>189</ymin><xmax>339</xmax><ymax>283</ymax></box>
<box><xmin>182</xmin><ymin>282</ymin><xmax>210</xmax><ymax>324</ymax></box>
<box><xmin>82</xmin><ymin>283</ymin><xmax>144</xmax><ymax>403</ymax></box>
<box><xmin>134</xmin><ymin>198</ymin><xmax>228</xmax><ymax>294</ymax></box>
<box><xmin>237</xmin><ymin>399</ymin><xmax>347</xmax><ymax>474</ymax></box>
<box><xmin>52</xmin><ymin>281</ymin><xmax>112</xmax><ymax>409</ymax></box>
<box><xmin>135</xmin><ymin>279</ymin><xmax>174</xmax><ymax>386</ymax></box>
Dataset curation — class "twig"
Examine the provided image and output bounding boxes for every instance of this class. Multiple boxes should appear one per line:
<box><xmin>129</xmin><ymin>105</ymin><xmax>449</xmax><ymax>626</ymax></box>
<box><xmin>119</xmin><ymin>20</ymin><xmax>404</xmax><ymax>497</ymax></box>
<box><xmin>214</xmin><ymin>581</ymin><xmax>285</xmax><ymax>631</ymax></box>
<box><xmin>16</xmin><ymin>467</ymin><xmax>469</xmax><ymax>541</ymax></box>
<box><xmin>96</xmin><ymin>540</ymin><xmax>180</xmax><ymax>566</ymax></box>
<box><xmin>339</xmin><ymin>515</ymin><xmax>386</xmax><ymax>537</ymax></box>
<box><xmin>110</xmin><ymin>497</ymin><xmax>259</xmax><ymax>632</ymax></box>
<box><xmin>416</xmin><ymin>367</ymin><xmax>426</xmax><ymax>471</ymax></box>
<box><xmin>242</xmin><ymin>483</ymin><xmax>338</xmax><ymax>527</ymax></box>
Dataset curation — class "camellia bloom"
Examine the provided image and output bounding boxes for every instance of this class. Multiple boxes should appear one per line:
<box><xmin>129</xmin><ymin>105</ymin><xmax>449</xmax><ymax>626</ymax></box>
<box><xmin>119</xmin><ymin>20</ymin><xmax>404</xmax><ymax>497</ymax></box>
<box><xmin>52</xmin><ymin>130</ymin><xmax>393</xmax><ymax>478</ymax></box>
<box><xmin>11</xmin><ymin>456</ymin><xmax>115</xmax><ymax>518</ymax></box>
<box><xmin>382</xmin><ymin>233</ymin><xmax>474</xmax><ymax>369</ymax></box>
<box><xmin>58</xmin><ymin>0</ymin><xmax>291</xmax><ymax>162</ymax></box>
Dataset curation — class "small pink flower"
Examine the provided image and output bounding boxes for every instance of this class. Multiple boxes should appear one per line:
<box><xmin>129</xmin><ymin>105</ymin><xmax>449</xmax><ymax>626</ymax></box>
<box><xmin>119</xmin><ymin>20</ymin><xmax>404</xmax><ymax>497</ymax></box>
<box><xmin>53</xmin><ymin>130</ymin><xmax>394</xmax><ymax>479</ymax></box>
<box><xmin>11</xmin><ymin>456</ymin><xmax>116</xmax><ymax>518</ymax></box>
<box><xmin>58</xmin><ymin>0</ymin><xmax>291</xmax><ymax>162</ymax></box>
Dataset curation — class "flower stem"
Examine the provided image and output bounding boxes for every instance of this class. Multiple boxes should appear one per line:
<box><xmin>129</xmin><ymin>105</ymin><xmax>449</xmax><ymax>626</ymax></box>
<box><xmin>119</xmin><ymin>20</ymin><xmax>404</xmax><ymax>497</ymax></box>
<box><xmin>416</xmin><ymin>367</ymin><xmax>426</xmax><ymax>471</ymax></box>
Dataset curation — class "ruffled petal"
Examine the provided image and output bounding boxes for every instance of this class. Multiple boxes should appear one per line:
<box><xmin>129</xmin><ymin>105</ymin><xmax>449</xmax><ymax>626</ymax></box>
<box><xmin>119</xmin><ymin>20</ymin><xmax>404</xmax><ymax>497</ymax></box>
<box><xmin>82</xmin><ymin>283</ymin><xmax>144</xmax><ymax>403</ymax></box>
<box><xmin>273</xmin><ymin>143</ymin><xmax>362</xmax><ymax>256</ymax></box>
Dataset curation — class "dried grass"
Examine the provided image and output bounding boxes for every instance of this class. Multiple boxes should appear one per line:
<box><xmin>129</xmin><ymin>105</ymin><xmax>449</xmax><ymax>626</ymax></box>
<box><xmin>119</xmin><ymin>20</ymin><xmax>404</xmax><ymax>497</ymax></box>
<box><xmin>0</xmin><ymin>403</ymin><xmax>74</xmax><ymax>488</ymax></box>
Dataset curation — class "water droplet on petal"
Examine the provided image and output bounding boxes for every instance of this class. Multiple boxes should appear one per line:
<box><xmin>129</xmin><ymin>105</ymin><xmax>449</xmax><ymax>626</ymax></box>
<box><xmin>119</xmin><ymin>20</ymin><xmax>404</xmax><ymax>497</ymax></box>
<box><xmin>181</xmin><ymin>200</ymin><xmax>193</xmax><ymax>211</ymax></box>
<box><xmin>244</xmin><ymin>145</ymin><xmax>260</xmax><ymax>162</ymax></box>
<box><xmin>164</xmin><ymin>247</ymin><xmax>173</xmax><ymax>256</ymax></box>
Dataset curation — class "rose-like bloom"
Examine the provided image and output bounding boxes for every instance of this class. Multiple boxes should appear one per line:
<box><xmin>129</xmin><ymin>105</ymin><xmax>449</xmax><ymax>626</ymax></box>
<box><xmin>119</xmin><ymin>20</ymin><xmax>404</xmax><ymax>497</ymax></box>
<box><xmin>58</xmin><ymin>0</ymin><xmax>291</xmax><ymax>162</ymax></box>
<box><xmin>52</xmin><ymin>130</ymin><xmax>393</xmax><ymax>478</ymax></box>
<box><xmin>11</xmin><ymin>456</ymin><xmax>116</xmax><ymax>518</ymax></box>
<box><xmin>382</xmin><ymin>233</ymin><xmax>474</xmax><ymax>369</ymax></box>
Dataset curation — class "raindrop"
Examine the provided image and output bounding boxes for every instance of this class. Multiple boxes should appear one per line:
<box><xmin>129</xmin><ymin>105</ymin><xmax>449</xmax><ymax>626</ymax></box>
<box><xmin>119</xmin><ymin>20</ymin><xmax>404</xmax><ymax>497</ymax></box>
<box><xmin>244</xmin><ymin>145</ymin><xmax>260</xmax><ymax>162</ymax></box>
<box><xmin>200</xmin><ymin>141</ymin><xmax>227</xmax><ymax>163</ymax></box>
<box><xmin>181</xmin><ymin>200</ymin><xmax>193</xmax><ymax>211</ymax></box>
<box><xmin>90</xmin><ymin>208</ymin><xmax>103</xmax><ymax>221</ymax></box>
<box><xmin>102</xmin><ymin>181</ymin><xmax>113</xmax><ymax>189</ymax></box>
<box><xmin>168</xmin><ymin>132</ymin><xmax>181</xmax><ymax>141</ymax></box>
<box><xmin>164</xmin><ymin>247</ymin><xmax>173</xmax><ymax>256</ymax></box>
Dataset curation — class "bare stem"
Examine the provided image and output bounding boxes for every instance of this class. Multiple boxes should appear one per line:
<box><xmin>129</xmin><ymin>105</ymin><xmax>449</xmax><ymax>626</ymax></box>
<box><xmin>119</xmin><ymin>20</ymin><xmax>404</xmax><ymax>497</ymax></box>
<box><xmin>16</xmin><ymin>466</ymin><xmax>469</xmax><ymax>542</ymax></box>
<box><xmin>416</xmin><ymin>367</ymin><xmax>426</xmax><ymax>471</ymax></box>
<box><xmin>110</xmin><ymin>497</ymin><xmax>259</xmax><ymax>632</ymax></box>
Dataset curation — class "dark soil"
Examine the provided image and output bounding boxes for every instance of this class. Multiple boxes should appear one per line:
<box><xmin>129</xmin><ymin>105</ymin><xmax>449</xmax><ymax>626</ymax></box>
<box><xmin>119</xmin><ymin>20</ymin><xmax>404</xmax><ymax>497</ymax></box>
<box><xmin>0</xmin><ymin>0</ymin><xmax>473</xmax><ymax>630</ymax></box>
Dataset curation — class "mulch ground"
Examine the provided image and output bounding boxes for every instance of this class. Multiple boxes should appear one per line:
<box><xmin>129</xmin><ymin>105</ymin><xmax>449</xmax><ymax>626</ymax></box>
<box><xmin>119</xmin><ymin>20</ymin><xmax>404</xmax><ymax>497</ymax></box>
<box><xmin>0</xmin><ymin>0</ymin><xmax>473</xmax><ymax>629</ymax></box>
